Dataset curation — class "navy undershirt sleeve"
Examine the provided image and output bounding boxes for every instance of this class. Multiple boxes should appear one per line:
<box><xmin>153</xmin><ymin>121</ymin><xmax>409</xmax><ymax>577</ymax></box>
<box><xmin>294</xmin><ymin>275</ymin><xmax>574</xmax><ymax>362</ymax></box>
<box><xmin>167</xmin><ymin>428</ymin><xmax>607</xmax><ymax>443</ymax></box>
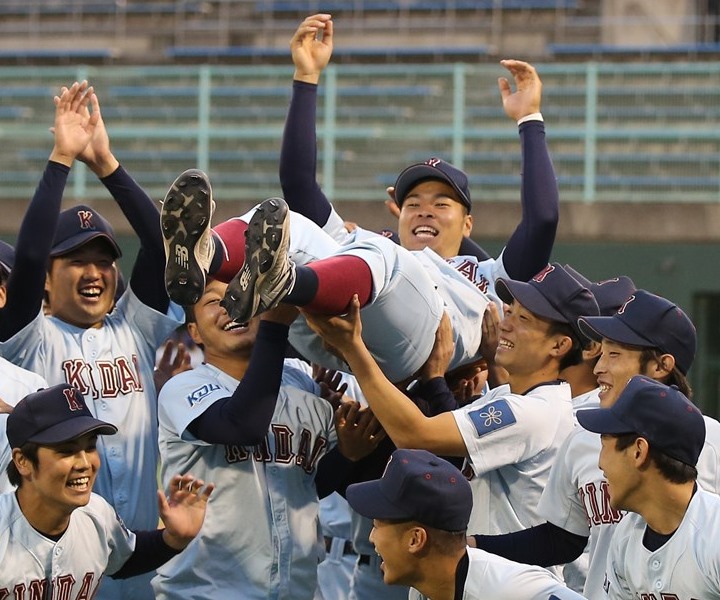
<box><xmin>279</xmin><ymin>81</ymin><xmax>332</xmax><ymax>227</ymax></box>
<box><xmin>186</xmin><ymin>321</ymin><xmax>289</xmax><ymax>445</ymax></box>
<box><xmin>111</xmin><ymin>530</ymin><xmax>180</xmax><ymax>579</ymax></box>
<box><xmin>0</xmin><ymin>161</ymin><xmax>68</xmax><ymax>341</ymax></box>
<box><xmin>101</xmin><ymin>166</ymin><xmax>169</xmax><ymax>313</ymax></box>
<box><xmin>501</xmin><ymin>121</ymin><xmax>559</xmax><ymax>281</ymax></box>
<box><xmin>315</xmin><ymin>446</ymin><xmax>354</xmax><ymax>499</ymax></box>
<box><xmin>472</xmin><ymin>521</ymin><xmax>587</xmax><ymax>567</ymax></box>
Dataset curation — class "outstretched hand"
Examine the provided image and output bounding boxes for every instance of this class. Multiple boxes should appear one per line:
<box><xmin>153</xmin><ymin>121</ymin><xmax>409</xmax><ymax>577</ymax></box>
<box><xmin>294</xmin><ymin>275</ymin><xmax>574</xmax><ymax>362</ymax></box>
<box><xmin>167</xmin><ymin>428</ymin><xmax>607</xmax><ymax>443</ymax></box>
<box><xmin>301</xmin><ymin>294</ymin><xmax>364</xmax><ymax>359</ymax></box>
<box><xmin>50</xmin><ymin>81</ymin><xmax>100</xmax><ymax>167</ymax></box>
<box><xmin>158</xmin><ymin>474</ymin><xmax>215</xmax><ymax>551</ymax></box>
<box><xmin>498</xmin><ymin>59</ymin><xmax>542</xmax><ymax>122</ymax></box>
<box><xmin>334</xmin><ymin>401</ymin><xmax>386</xmax><ymax>461</ymax></box>
<box><xmin>0</xmin><ymin>397</ymin><xmax>13</xmax><ymax>415</ymax></box>
<box><xmin>291</xmin><ymin>13</ymin><xmax>334</xmax><ymax>84</ymax></box>
<box><xmin>154</xmin><ymin>340</ymin><xmax>193</xmax><ymax>394</ymax></box>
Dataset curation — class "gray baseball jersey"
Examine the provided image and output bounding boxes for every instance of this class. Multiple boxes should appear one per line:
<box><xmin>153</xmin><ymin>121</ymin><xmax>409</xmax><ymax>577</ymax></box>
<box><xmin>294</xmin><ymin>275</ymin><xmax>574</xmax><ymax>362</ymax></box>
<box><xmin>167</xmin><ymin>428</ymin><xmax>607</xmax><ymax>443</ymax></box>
<box><xmin>0</xmin><ymin>357</ymin><xmax>48</xmax><ymax>494</ymax></box>
<box><xmin>0</xmin><ymin>492</ymin><xmax>135</xmax><ymax>598</ymax></box>
<box><xmin>409</xmin><ymin>547</ymin><xmax>587</xmax><ymax>600</ymax></box>
<box><xmin>0</xmin><ymin>289</ymin><xmax>182</xmax><ymax>600</ymax></box>
<box><xmin>453</xmin><ymin>382</ymin><xmax>574</xmax><ymax>535</ymax></box>
<box><xmin>241</xmin><ymin>208</ymin><xmax>499</xmax><ymax>383</ymax></box>
<box><xmin>605</xmin><ymin>487</ymin><xmax>720</xmax><ymax>600</ymax></box>
<box><xmin>153</xmin><ymin>361</ymin><xmax>336</xmax><ymax>600</ymax></box>
<box><xmin>537</xmin><ymin>403</ymin><xmax>720</xmax><ymax>600</ymax></box>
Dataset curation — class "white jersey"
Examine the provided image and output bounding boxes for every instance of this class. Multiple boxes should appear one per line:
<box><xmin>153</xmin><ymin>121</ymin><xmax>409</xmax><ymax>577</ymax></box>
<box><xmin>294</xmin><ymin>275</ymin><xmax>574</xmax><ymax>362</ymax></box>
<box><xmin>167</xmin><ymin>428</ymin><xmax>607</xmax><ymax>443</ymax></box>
<box><xmin>153</xmin><ymin>361</ymin><xmax>336</xmax><ymax>600</ymax></box>
<box><xmin>0</xmin><ymin>357</ymin><xmax>48</xmax><ymax>494</ymax></box>
<box><xmin>409</xmin><ymin>547</ymin><xmax>587</xmax><ymax>600</ymax></box>
<box><xmin>0</xmin><ymin>492</ymin><xmax>136</xmax><ymax>597</ymax></box>
<box><xmin>453</xmin><ymin>381</ymin><xmax>574</xmax><ymax>535</ymax></box>
<box><xmin>538</xmin><ymin>411</ymin><xmax>720</xmax><ymax>600</ymax></box>
<box><xmin>280</xmin><ymin>212</ymin><xmax>498</xmax><ymax>382</ymax></box>
<box><xmin>0</xmin><ymin>288</ymin><xmax>182</xmax><ymax>600</ymax></box>
<box><xmin>605</xmin><ymin>487</ymin><xmax>720</xmax><ymax>600</ymax></box>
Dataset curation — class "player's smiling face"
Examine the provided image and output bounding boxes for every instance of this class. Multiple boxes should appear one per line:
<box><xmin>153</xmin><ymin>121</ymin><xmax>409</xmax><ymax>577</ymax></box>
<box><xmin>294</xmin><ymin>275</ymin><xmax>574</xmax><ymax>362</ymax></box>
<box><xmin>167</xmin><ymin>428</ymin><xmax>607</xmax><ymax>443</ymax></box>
<box><xmin>188</xmin><ymin>279</ymin><xmax>260</xmax><ymax>359</ymax></box>
<box><xmin>398</xmin><ymin>180</ymin><xmax>472</xmax><ymax>258</ymax></box>
<box><xmin>495</xmin><ymin>300</ymin><xmax>559</xmax><ymax>381</ymax></box>
<box><xmin>369</xmin><ymin>519</ymin><xmax>417</xmax><ymax>586</ymax></box>
<box><xmin>17</xmin><ymin>433</ymin><xmax>100</xmax><ymax>524</ymax></box>
<box><xmin>45</xmin><ymin>239</ymin><xmax>118</xmax><ymax>329</ymax></box>
<box><xmin>594</xmin><ymin>340</ymin><xmax>644</xmax><ymax>408</ymax></box>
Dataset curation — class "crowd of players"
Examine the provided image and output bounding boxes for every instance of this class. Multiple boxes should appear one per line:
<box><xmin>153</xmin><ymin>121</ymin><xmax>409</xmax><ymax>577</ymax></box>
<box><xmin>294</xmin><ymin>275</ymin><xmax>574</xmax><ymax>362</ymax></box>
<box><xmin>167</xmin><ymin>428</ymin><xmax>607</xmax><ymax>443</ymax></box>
<box><xmin>0</xmin><ymin>12</ymin><xmax>719</xmax><ymax>600</ymax></box>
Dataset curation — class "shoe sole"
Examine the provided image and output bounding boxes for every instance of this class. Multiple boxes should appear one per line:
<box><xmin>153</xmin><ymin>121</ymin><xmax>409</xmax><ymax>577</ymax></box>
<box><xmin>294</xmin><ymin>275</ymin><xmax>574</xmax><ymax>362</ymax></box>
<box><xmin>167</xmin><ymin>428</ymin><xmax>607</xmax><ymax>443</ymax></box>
<box><xmin>161</xmin><ymin>169</ymin><xmax>213</xmax><ymax>306</ymax></box>
<box><xmin>221</xmin><ymin>197</ymin><xmax>289</xmax><ymax>322</ymax></box>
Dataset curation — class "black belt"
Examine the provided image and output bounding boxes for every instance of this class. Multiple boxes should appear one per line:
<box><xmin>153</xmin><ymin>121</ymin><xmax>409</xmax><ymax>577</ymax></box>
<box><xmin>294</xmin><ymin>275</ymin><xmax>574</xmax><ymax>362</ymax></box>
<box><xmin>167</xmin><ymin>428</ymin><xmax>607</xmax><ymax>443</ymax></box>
<box><xmin>324</xmin><ymin>536</ymin><xmax>356</xmax><ymax>556</ymax></box>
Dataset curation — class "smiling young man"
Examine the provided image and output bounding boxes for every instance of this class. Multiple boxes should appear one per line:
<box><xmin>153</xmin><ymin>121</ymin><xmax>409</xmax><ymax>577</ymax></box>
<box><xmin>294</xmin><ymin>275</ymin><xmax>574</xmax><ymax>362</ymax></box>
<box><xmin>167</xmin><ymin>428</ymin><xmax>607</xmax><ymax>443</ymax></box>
<box><xmin>1</xmin><ymin>384</ymin><xmax>212</xmax><ymax>599</ymax></box>
<box><xmin>470</xmin><ymin>289</ymin><xmax>720</xmax><ymax>600</ymax></box>
<box><xmin>301</xmin><ymin>264</ymin><xmax>598</xmax><ymax>545</ymax></box>
<box><xmin>0</xmin><ymin>82</ymin><xmax>183</xmax><ymax>600</ymax></box>
<box><xmin>576</xmin><ymin>375</ymin><xmax>720</xmax><ymax>600</ymax></box>
<box><xmin>345</xmin><ymin>448</ymin><xmax>586</xmax><ymax>600</ymax></box>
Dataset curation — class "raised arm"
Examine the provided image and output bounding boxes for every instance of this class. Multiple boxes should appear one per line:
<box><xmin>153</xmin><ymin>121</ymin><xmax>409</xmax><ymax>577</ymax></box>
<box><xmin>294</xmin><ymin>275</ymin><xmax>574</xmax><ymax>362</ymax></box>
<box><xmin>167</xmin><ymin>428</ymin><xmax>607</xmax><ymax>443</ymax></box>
<box><xmin>302</xmin><ymin>297</ymin><xmax>468</xmax><ymax>456</ymax></box>
<box><xmin>279</xmin><ymin>14</ymin><xmax>335</xmax><ymax>227</ymax></box>
<box><xmin>0</xmin><ymin>82</ymin><xmax>99</xmax><ymax>340</ymax></box>
<box><xmin>76</xmin><ymin>93</ymin><xmax>169</xmax><ymax>313</ymax></box>
<box><xmin>498</xmin><ymin>60</ymin><xmax>559</xmax><ymax>281</ymax></box>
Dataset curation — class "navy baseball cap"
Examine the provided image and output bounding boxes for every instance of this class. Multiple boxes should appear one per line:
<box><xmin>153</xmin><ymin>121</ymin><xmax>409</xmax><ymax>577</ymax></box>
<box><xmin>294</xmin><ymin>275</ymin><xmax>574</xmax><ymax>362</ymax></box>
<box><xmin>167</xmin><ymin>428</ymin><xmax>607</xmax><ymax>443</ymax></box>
<box><xmin>7</xmin><ymin>384</ymin><xmax>117</xmax><ymax>449</ymax></box>
<box><xmin>577</xmin><ymin>290</ymin><xmax>696</xmax><ymax>375</ymax></box>
<box><xmin>0</xmin><ymin>240</ymin><xmax>15</xmax><ymax>274</ymax></box>
<box><xmin>393</xmin><ymin>158</ymin><xmax>472</xmax><ymax>212</ymax></box>
<box><xmin>346</xmin><ymin>449</ymin><xmax>472</xmax><ymax>532</ymax></box>
<box><xmin>496</xmin><ymin>263</ymin><xmax>600</xmax><ymax>340</ymax></box>
<box><xmin>564</xmin><ymin>265</ymin><xmax>636</xmax><ymax>317</ymax></box>
<box><xmin>50</xmin><ymin>205</ymin><xmax>122</xmax><ymax>258</ymax></box>
<box><xmin>577</xmin><ymin>375</ymin><xmax>705</xmax><ymax>466</ymax></box>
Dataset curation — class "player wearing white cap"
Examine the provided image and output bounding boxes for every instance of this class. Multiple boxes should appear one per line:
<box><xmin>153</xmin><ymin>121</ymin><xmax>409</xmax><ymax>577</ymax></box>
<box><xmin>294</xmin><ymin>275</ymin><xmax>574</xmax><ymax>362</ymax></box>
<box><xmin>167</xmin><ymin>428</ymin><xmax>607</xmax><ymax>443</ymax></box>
<box><xmin>577</xmin><ymin>375</ymin><xmax>720</xmax><ymax>599</ymax></box>
<box><xmin>346</xmin><ymin>448</ymin><xmax>586</xmax><ymax>599</ymax></box>
<box><xmin>1</xmin><ymin>384</ymin><xmax>212</xmax><ymax>598</ymax></box>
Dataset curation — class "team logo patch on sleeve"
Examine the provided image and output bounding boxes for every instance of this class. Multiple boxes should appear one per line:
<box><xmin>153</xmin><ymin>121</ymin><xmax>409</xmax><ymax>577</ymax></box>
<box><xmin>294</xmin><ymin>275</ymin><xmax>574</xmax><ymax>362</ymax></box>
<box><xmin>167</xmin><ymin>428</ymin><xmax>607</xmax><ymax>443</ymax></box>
<box><xmin>186</xmin><ymin>383</ymin><xmax>221</xmax><ymax>407</ymax></box>
<box><xmin>468</xmin><ymin>399</ymin><xmax>516</xmax><ymax>436</ymax></box>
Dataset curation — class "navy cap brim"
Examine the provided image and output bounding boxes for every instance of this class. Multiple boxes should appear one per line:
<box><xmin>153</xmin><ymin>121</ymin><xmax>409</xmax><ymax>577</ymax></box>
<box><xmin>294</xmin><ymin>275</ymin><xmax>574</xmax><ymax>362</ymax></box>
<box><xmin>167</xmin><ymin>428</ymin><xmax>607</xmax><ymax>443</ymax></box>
<box><xmin>28</xmin><ymin>417</ymin><xmax>118</xmax><ymax>446</ymax></box>
<box><xmin>50</xmin><ymin>232</ymin><xmax>122</xmax><ymax>259</ymax></box>
<box><xmin>577</xmin><ymin>315</ymin><xmax>652</xmax><ymax>347</ymax></box>
<box><xmin>576</xmin><ymin>407</ymin><xmax>636</xmax><ymax>435</ymax></box>
<box><xmin>346</xmin><ymin>480</ymin><xmax>412</xmax><ymax>522</ymax></box>
<box><xmin>394</xmin><ymin>164</ymin><xmax>470</xmax><ymax>210</ymax></box>
<box><xmin>495</xmin><ymin>278</ymin><xmax>567</xmax><ymax>323</ymax></box>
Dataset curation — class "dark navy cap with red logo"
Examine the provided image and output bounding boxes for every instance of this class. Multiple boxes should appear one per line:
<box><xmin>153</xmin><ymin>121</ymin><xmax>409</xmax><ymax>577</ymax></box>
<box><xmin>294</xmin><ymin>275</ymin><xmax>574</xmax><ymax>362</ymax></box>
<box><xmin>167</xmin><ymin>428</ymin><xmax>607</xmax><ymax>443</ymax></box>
<box><xmin>346</xmin><ymin>449</ymin><xmax>472</xmax><ymax>532</ymax></box>
<box><xmin>577</xmin><ymin>375</ymin><xmax>705</xmax><ymax>466</ymax></box>
<box><xmin>564</xmin><ymin>265</ymin><xmax>636</xmax><ymax>317</ymax></box>
<box><xmin>50</xmin><ymin>205</ymin><xmax>122</xmax><ymax>258</ymax></box>
<box><xmin>7</xmin><ymin>384</ymin><xmax>117</xmax><ymax>449</ymax></box>
<box><xmin>0</xmin><ymin>240</ymin><xmax>15</xmax><ymax>275</ymax></box>
<box><xmin>393</xmin><ymin>158</ymin><xmax>472</xmax><ymax>212</ymax></box>
<box><xmin>496</xmin><ymin>263</ymin><xmax>600</xmax><ymax>340</ymax></box>
<box><xmin>577</xmin><ymin>290</ymin><xmax>696</xmax><ymax>375</ymax></box>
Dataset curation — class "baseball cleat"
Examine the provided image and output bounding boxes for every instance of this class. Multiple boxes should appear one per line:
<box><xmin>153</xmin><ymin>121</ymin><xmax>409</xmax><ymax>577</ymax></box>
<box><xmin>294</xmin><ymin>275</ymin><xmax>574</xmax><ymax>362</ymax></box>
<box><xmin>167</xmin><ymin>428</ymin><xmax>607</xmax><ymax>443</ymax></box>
<box><xmin>161</xmin><ymin>169</ymin><xmax>215</xmax><ymax>306</ymax></box>
<box><xmin>220</xmin><ymin>197</ymin><xmax>295</xmax><ymax>323</ymax></box>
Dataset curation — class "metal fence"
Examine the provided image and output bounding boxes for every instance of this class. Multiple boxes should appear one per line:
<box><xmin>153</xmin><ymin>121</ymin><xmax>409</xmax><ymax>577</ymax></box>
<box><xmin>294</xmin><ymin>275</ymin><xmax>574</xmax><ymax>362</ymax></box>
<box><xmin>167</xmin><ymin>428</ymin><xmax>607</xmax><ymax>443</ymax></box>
<box><xmin>1</xmin><ymin>61</ymin><xmax>719</xmax><ymax>204</ymax></box>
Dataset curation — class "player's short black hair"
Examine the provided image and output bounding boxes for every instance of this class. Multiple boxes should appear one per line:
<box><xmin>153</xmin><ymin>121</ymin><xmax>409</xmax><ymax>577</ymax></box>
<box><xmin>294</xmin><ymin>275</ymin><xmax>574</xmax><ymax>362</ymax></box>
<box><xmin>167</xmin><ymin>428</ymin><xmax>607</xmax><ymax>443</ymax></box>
<box><xmin>424</xmin><ymin>525</ymin><xmax>468</xmax><ymax>555</ymax></box>
<box><xmin>6</xmin><ymin>442</ymin><xmax>40</xmax><ymax>488</ymax></box>
<box><xmin>0</xmin><ymin>265</ymin><xmax>9</xmax><ymax>287</ymax></box>
<box><xmin>639</xmin><ymin>347</ymin><xmax>693</xmax><ymax>400</ymax></box>
<box><xmin>614</xmin><ymin>433</ymin><xmax>698</xmax><ymax>483</ymax></box>
<box><xmin>547</xmin><ymin>321</ymin><xmax>585</xmax><ymax>371</ymax></box>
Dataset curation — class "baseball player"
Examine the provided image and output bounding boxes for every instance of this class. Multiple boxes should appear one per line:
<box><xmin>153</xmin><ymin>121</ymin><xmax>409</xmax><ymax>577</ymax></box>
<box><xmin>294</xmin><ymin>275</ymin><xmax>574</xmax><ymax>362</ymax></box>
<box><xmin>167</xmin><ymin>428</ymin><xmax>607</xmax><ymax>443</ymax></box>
<box><xmin>162</xmin><ymin>34</ymin><xmax>559</xmax><ymax>385</ymax></box>
<box><xmin>346</xmin><ymin>448</ymin><xmax>587</xmax><ymax>600</ymax></box>
<box><xmin>471</xmin><ymin>289</ymin><xmax>720</xmax><ymax>600</ymax></box>
<box><xmin>153</xmin><ymin>279</ymin><xmax>383</xmax><ymax>600</ymax></box>
<box><xmin>0</xmin><ymin>82</ymin><xmax>183</xmax><ymax>600</ymax></box>
<box><xmin>1</xmin><ymin>383</ymin><xmax>213</xmax><ymax>598</ymax></box>
<box><xmin>576</xmin><ymin>376</ymin><xmax>720</xmax><ymax>599</ymax></box>
<box><xmin>303</xmin><ymin>264</ymin><xmax>599</xmax><ymax>542</ymax></box>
